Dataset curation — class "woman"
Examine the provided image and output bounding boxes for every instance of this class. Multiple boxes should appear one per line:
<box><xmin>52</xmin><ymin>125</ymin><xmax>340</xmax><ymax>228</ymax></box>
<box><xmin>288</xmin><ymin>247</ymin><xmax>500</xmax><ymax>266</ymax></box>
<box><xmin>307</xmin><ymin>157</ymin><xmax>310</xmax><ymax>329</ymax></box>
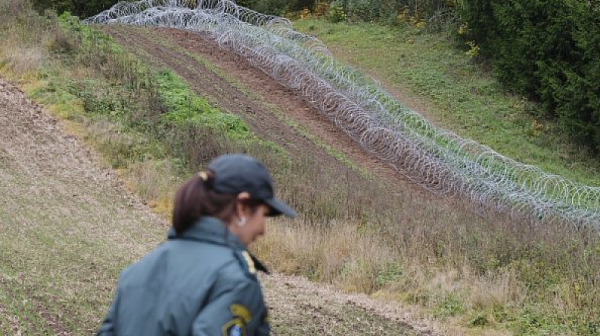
<box><xmin>97</xmin><ymin>154</ymin><xmax>296</xmax><ymax>336</ymax></box>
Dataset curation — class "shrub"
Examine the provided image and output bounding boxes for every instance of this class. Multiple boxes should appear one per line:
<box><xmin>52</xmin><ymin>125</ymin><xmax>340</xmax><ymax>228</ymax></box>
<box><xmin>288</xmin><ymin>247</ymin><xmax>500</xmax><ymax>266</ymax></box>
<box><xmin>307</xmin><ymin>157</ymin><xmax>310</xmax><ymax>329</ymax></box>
<box><xmin>239</xmin><ymin>0</ymin><xmax>315</xmax><ymax>16</ymax></box>
<box><xmin>30</xmin><ymin>0</ymin><xmax>118</xmax><ymax>18</ymax></box>
<box><xmin>346</xmin><ymin>0</ymin><xmax>381</xmax><ymax>22</ymax></box>
<box><xmin>328</xmin><ymin>1</ymin><xmax>346</xmax><ymax>23</ymax></box>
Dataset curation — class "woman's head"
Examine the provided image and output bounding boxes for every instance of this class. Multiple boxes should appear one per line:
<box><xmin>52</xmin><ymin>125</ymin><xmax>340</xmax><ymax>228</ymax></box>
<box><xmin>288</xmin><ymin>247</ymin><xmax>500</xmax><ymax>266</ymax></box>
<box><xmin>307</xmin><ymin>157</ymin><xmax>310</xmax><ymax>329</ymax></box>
<box><xmin>171</xmin><ymin>154</ymin><xmax>296</xmax><ymax>246</ymax></box>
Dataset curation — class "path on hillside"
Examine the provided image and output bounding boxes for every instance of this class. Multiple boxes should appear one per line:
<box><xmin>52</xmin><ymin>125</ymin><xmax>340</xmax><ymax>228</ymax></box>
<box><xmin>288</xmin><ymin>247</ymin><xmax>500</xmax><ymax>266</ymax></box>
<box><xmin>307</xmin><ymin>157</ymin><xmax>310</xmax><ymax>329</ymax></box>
<box><xmin>0</xmin><ymin>78</ymin><xmax>441</xmax><ymax>334</ymax></box>
<box><xmin>101</xmin><ymin>25</ymin><xmax>443</xmax><ymax>201</ymax></box>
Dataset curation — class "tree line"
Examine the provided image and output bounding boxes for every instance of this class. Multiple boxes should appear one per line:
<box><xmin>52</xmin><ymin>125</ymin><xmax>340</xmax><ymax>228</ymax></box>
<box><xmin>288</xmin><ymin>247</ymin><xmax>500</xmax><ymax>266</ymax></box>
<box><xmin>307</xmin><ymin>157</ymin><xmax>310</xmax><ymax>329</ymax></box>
<box><xmin>460</xmin><ymin>0</ymin><xmax>600</xmax><ymax>152</ymax></box>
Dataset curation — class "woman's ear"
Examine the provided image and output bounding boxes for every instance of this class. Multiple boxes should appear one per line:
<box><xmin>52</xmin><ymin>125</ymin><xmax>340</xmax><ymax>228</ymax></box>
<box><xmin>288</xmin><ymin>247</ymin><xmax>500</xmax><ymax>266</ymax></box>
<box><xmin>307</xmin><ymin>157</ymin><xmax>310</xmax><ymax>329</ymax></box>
<box><xmin>235</xmin><ymin>192</ymin><xmax>251</xmax><ymax>217</ymax></box>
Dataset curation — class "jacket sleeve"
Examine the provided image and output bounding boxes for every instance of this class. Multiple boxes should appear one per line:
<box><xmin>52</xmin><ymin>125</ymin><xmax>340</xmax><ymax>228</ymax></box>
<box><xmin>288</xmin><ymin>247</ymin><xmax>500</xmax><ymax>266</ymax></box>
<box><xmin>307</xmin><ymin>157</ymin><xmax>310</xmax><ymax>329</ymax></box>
<box><xmin>191</xmin><ymin>272</ymin><xmax>269</xmax><ymax>336</ymax></box>
<box><xmin>96</xmin><ymin>288</ymin><xmax>120</xmax><ymax>336</ymax></box>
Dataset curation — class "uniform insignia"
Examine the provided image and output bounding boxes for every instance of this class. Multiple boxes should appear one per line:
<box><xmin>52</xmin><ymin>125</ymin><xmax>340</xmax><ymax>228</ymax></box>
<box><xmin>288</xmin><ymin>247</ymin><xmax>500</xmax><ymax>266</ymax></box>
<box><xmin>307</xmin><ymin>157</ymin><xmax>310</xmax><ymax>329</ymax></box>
<box><xmin>229</xmin><ymin>324</ymin><xmax>243</xmax><ymax>336</ymax></box>
<box><xmin>222</xmin><ymin>304</ymin><xmax>252</xmax><ymax>336</ymax></box>
<box><xmin>230</xmin><ymin>303</ymin><xmax>252</xmax><ymax>323</ymax></box>
<box><xmin>222</xmin><ymin>318</ymin><xmax>245</xmax><ymax>336</ymax></box>
<box><xmin>241</xmin><ymin>251</ymin><xmax>256</xmax><ymax>275</ymax></box>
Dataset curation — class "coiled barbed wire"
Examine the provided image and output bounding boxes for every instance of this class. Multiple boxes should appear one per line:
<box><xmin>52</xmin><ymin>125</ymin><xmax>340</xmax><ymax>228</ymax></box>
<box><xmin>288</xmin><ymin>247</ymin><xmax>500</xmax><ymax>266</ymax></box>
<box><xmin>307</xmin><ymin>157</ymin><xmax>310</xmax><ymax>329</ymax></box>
<box><xmin>84</xmin><ymin>0</ymin><xmax>600</xmax><ymax>228</ymax></box>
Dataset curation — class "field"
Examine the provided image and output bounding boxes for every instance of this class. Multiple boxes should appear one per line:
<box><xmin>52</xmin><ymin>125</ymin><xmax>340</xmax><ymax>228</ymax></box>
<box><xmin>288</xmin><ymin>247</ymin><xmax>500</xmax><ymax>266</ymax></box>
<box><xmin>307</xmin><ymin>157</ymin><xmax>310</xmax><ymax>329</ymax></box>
<box><xmin>1</xmin><ymin>0</ymin><xmax>599</xmax><ymax>335</ymax></box>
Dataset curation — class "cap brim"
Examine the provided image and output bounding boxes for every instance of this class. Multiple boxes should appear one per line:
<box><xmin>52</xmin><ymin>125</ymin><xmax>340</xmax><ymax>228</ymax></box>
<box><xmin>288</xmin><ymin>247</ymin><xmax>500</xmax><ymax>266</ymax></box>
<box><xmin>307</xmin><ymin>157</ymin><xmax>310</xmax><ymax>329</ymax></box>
<box><xmin>265</xmin><ymin>198</ymin><xmax>297</xmax><ymax>218</ymax></box>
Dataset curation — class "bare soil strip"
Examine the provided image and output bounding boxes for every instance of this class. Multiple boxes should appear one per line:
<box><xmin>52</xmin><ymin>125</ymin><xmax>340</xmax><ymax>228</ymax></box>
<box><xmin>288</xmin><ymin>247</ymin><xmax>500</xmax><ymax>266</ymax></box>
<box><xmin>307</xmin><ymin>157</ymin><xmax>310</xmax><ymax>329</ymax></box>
<box><xmin>101</xmin><ymin>25</ymin><xmax>444</xmax><ymax>201</ymax></box>
<box><xmin>262</xmin><ymin>273</ymin><xmax>442</xmax><ymax>336</ymax></box>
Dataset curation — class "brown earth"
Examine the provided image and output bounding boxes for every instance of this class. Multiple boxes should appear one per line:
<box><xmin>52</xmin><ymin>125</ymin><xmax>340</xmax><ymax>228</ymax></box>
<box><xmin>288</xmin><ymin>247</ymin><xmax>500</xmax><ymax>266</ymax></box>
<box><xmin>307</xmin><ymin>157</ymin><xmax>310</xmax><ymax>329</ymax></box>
<box><xmin>100</xmin><ymin>25</ymin><xmax>443</xmax><ymax>201</ymax></box>
<box><xmin>0</xmin><ymin>73</ymin><xmax>442</xmax><ymax>333</ymax></box>
<box><xmin>261</xmin><ymin>273</ymin><xmax>442</xmax><ymax>336</ymax></box>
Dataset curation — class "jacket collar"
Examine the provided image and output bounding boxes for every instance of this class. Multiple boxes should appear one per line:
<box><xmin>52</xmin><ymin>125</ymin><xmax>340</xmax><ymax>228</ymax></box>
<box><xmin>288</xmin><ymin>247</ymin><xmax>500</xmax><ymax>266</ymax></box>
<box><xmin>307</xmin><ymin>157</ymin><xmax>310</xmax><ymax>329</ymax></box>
<box><xmin>167</xmin><ymin>216</ymin><xmax>245</xmax><ymax>251</ymax></box>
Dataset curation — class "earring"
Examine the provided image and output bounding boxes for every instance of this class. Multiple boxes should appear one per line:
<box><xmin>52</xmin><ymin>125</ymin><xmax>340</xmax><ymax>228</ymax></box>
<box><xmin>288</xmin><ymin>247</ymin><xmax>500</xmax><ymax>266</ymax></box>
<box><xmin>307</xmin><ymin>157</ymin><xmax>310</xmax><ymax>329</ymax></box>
<box><xmin>237</xmin><ymin>216</ymin><xmax>247</xmax><ymax>227</ymax></box>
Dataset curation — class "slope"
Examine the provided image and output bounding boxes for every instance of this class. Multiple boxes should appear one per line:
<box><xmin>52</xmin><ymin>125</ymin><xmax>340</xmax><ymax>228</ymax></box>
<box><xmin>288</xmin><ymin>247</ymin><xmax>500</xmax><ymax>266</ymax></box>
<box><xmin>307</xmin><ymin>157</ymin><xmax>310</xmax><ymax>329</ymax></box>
<box><xmin>0</xmin><ymin>77</ymin><xmax>433</xmax><ymax>334</ymax></box>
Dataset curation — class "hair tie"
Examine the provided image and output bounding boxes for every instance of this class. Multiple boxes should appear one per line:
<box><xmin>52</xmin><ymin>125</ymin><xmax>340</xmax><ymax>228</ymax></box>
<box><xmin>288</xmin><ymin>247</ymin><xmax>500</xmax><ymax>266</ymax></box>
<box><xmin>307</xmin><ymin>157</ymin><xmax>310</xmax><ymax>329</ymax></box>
<box><xmin>198</xmin><ymin>171</ymin><xmax>208</xmax><ymax>181</ymax></box>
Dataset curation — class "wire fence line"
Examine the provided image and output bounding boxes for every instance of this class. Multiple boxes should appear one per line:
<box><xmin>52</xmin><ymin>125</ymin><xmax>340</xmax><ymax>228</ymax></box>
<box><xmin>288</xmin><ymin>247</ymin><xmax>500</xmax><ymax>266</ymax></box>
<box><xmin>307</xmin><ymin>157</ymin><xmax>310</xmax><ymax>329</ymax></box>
<box><xmin>84</xmin><ymin>0</ymin><xmax>600</xmax><ymax>228</ymax></box>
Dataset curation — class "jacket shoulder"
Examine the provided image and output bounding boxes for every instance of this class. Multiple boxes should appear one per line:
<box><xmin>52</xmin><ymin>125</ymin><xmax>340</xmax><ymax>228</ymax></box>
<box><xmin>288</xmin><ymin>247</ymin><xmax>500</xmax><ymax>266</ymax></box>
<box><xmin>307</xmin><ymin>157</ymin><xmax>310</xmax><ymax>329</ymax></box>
<box><xmin>229</xmin><ymin>250</ymin><xmax>259</xmax><ymax>280</ymax></box>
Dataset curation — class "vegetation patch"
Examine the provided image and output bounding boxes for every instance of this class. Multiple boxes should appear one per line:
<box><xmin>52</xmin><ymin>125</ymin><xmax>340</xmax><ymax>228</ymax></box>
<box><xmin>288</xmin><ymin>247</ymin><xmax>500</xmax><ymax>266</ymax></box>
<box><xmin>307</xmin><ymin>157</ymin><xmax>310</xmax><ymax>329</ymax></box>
<box><xmin>155</xmin><ymin>70</ymin><xmax>250</xmax><ymax>139</ymax></box>
<box><xmin>82</xmin><ymin>3</ymin><xmax>600</xmax><ymax>226</ymax></box>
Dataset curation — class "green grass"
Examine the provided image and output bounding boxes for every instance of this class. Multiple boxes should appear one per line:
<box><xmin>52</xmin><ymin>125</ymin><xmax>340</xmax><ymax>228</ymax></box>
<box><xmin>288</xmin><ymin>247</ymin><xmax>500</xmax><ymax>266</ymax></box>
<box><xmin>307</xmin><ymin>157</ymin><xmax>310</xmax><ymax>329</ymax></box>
<box><xmin>293</xmin><ymin>19</ymin><xmax>600</xmax><ymax>187</ymax></box>
<box><xmin>34</xmin><ymin>16</ymin><xmax>282</xmax><ymax>168</ymax></box>
<box><xmin>156</xmin><ymin>69</ymin><xmax>252</xmax><ymax>139</ymax></box>
<box><xmin>128</xmin><ymin>24</ymin><xmax>598</xmax><ymax>216</ymax></box>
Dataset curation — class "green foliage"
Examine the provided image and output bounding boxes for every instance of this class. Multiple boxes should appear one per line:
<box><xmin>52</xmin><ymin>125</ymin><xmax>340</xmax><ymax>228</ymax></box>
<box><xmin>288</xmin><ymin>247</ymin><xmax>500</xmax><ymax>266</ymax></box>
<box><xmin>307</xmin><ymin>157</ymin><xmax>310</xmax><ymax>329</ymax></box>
<box><xmin>239</xmin><ymin>0</ymin><xmax>314</xmax><ymax>16</ymax></box>
<box><xmin>328</xmin><ymin>1</ymin><xmax>347</xmax><ymax>23</ymax></box>
<box><xmin>434</xmin><ymin>295</ymin><xmax>463</xmax><ymax>318</ymax></box>
<box><xmin>459</xmin><ymin>0</ymin><xmax>600</xmax><ymax>151</ymax></box>
<box><xmin>468</xmin><ymin>312</ymin><xmax>489</xmax><ymax>327</ymax></box>
<box><xmin>323</xmin><ymin>0</ymin><xmax>456</xmax><ymax>24</ymax></box>
<box><xmin>374</xmin><ymin>262</ymin><xmax>403</xmax><ymax>288</ymax></box>
<box><xmin>238</xmin><ymin>0</ymin><xmax>456</xmax><ymax>24</ymax></box>
<box><xmin>155</xmin><ymin>70</ymin><xmax>251</xmax><ymax>139</ymax></box>
<box><xmin>30</xmin><ymin>0</ymin><xmax>118</xmax><ymax>18</ymax></box>
<box><xmin>346</xmin><ymin>0</ymin><xmax>381</xmax><ymax>22</ymax></box>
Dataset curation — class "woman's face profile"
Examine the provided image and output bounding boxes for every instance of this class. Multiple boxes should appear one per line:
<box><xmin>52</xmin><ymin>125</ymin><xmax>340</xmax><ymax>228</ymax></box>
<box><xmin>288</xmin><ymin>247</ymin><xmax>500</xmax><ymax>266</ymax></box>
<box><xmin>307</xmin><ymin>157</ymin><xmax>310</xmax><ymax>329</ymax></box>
<box><xmin>240</xmin><ymin>204</ymin><xmax>270</xmax><ymax>246</ymax></box>
<box><xmin>230</xmin><ymin>195</ymin><xmax>270</xmax><ymax>246</ymax></box>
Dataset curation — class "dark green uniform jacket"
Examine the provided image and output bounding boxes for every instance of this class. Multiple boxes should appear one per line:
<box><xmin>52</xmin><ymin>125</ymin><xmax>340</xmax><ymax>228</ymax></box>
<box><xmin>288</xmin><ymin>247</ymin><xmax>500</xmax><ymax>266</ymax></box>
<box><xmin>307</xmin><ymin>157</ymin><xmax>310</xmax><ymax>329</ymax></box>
<box><xmin>97</xmin><ymin>216</ymin><xmax>269</xmax><ymax>336</ymax></box>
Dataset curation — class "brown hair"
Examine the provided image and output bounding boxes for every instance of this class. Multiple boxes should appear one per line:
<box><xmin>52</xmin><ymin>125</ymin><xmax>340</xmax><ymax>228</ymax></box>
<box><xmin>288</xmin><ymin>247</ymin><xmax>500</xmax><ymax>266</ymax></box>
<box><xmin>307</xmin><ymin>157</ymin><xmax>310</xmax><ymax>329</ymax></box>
<box><xmin>172</xmin><ymin>171</ymin><xmax>264</xmax><ymax>234</ymax></box>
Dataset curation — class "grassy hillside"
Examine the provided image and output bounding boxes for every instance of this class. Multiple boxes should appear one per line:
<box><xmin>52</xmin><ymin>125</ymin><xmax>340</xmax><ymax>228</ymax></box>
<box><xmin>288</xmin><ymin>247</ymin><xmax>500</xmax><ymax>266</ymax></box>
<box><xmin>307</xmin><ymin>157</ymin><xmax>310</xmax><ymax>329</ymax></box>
<box><xmin>293</xmin><ymin>19</ymin><xmax>600</xmax><ymax>187</ymax></box>
<box><xmin>1</xmin><ymin>1</ymin><xmax>599</xmax><ymax>335</ymax></box>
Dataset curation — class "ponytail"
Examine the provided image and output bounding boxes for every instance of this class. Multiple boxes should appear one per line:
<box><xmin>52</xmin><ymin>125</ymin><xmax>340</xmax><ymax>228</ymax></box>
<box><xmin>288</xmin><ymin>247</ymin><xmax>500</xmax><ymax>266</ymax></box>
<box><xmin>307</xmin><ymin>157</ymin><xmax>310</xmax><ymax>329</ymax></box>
<box><xmin>172</xmin><ymin>171</ymin><xmax>237</xmax><ymax>234</ymax></box>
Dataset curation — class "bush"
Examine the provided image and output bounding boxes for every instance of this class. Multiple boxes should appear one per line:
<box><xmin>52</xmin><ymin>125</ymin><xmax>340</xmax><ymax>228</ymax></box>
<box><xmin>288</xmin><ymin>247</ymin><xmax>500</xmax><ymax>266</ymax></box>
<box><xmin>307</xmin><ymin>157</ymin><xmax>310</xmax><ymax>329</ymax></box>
<box><xmin>459</xmin><ymin>0</ymin><xmax>600</xmax><ymax>151</ymax></box>
<box><xmin>328</xmin><ymin>1</ymin><xmax>346</xmax><ymax>22</ymax></box>
<box><xmin>346</xmin><ymin>0</ymin><xmax>381</xmax><ymax>22</ymax></box>
<box><xmin>328</xmin><ymin>0</ymin><xmax>454</xmax><ymax>24</ymax></box>
<box><xmin>30</xmin><ymin>0</ymin><xmax>118</xmax><ymax>18</ymax></box>
<box><xmin>238</xmin><ymin>0</ymin><xmax>315</xmax><ymax>16</ymax></box>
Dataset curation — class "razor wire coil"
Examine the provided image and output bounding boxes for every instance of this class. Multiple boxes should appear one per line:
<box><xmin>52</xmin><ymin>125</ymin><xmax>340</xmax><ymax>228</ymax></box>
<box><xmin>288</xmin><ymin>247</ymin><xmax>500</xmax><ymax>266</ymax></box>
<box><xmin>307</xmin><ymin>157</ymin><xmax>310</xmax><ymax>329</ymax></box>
<box><xmin>84</xmin><ymin>0</ymin><xmax>600</xmax><ymax>228</ymax></box>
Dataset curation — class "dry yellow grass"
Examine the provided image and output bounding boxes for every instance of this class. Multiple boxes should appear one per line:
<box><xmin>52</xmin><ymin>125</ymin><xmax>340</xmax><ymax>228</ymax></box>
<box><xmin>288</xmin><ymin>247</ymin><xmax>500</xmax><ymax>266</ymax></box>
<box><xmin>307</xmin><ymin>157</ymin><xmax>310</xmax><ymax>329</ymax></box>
<box><xmin>254</xmin><ymin>220</ymin><xmax>398</xmax><ymax>292</ymax></box>
<box><xmin>125</xmin><ymin>159</ymin><xmax>179</xmax><ymax>217</ymax></box>
<box><xmin>0</xmin><ymin>43</ymin><xmax>46</xmax><ymax>79</ymax></box>
<box><xmin>255</xmin><ymin>221</ymin><xmax>526</xmax><ymax>335</ymax></box>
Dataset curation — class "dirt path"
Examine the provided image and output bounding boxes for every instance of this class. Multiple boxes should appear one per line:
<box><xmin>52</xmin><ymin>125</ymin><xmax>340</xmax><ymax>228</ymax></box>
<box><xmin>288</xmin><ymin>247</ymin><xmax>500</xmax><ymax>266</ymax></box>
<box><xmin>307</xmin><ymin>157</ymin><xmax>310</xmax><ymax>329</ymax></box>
<box><xmin>262</xmin><ymin>273</ymin><xmax>440</xmax><ymax>336</ymax></box>
<box><xmin>101</xmin><ymin>25</ymin><xmax>442</xmax><ymax>201</ymax></box>
<box><xmin>0</xmin><ymin>78</ymin><xmax>440</xmax><ymax>334</ymax></box>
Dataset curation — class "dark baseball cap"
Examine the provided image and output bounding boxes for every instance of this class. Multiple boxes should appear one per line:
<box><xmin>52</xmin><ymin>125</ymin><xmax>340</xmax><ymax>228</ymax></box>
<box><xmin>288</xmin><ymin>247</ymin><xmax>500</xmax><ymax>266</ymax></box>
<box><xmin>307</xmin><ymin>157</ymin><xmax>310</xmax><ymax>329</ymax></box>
<box><xmin>207</xmin><ymin>154</ymin><xmax>296</xmax><ymax>218</ymax></box>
